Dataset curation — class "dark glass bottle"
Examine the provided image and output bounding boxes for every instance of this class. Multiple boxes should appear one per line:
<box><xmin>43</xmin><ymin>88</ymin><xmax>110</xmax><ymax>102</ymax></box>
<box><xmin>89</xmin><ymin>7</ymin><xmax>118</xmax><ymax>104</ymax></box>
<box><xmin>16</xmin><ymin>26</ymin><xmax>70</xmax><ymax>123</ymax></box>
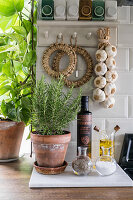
<box><xmin>77</xmin><ymin>96</ymin><xmax>92</xmax><ymax>157</ymax></box>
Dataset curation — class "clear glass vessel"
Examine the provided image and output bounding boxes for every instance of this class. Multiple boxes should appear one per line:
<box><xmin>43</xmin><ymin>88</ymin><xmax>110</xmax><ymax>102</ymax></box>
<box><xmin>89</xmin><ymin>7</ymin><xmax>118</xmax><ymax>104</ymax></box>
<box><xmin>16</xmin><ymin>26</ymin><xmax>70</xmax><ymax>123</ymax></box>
<box><xmin>96</xmin><ymin>146</ymin><xmax>117</xmax><ymax>176</ymax></box>
<box><xmin>99</xmin><ymin>130</ymin><xmax>114</xmax><ymax>158</ymax></box>
<box><xmin>72</xmin><ymin>147</ymin><xmax>92</xmax><ymax>175</ymax></box>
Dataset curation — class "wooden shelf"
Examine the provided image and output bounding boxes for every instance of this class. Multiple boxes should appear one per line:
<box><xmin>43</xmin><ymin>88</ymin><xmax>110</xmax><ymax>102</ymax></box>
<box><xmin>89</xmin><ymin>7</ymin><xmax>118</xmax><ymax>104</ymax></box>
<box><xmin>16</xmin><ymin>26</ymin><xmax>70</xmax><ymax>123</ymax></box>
<box><xmin>37</xmin><ymin>20</ymin><xmax>119</xmax><ymax>28</ymax></box>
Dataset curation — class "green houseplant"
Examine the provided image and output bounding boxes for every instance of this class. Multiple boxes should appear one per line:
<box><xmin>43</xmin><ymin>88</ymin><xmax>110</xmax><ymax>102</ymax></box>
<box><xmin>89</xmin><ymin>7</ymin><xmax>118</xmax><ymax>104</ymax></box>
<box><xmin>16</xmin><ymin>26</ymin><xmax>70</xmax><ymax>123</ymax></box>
<box><xmin>0</xmin><ymin>0</ymin><xmax>37</xmax><ymax>160</ymax></box>
<box><xmin>31</xmin><ymin>76</ymin><xmax>81</xmax><ymax>171</ymax></box>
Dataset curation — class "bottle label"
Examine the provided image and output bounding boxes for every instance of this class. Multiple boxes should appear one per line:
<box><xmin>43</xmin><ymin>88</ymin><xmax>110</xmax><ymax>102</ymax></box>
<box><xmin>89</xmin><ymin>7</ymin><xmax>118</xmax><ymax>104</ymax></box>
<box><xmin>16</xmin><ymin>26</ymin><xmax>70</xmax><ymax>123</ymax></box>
<box><xmin>77</xmin><ymin>114</ymin><xmax>92</xmax><ymax>147</ymax></box>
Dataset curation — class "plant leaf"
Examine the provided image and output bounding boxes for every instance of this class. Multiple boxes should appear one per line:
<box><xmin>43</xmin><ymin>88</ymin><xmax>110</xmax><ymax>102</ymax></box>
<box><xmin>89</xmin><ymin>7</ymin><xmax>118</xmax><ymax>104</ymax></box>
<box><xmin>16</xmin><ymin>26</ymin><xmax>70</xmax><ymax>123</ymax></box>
<box><xmin>0</xmin><ymin>44</ymin><xmax>18</xmax><ymax>53</ymax></box>
<box><xmin>23</xmin><ymin>19</ymin><xmax>32</xmax><ymax>34</ymax></box>
<box><xmin>0</xmin><ymin>85</ymin><xmax>12</xmax><ymax>95</ymax></box>
<box><xmin>0</xmin><ymin>14</ymin><xmax>18</xmax><ymax>31</ymax></box>
<box><xmin>2</xmin><ymin>61</ymin><xmax>14</xmax><ymax>78</ymax></box>
<box><xmin>0</xmin><ymin>52</ymin><xmax>7</xmax><ymax>63</ymax></box>
<box><xmin>12</xmin><ymin>26</ymin><xmax>27</xmax><ymax>37</ymax></box>
<box><xmin>1</xmin><ymin>100</ymin><xmax>7</xmax><ymax>117</ymax></box>
<box><xmin>20</xmin><ymin>107</ymin><xmax>30</xmax><ymax>124</ymax></box>
<box><xmin>0</xmin><ymin>0</ymin><xmax>24</xmax><ymax>17</ymax></box>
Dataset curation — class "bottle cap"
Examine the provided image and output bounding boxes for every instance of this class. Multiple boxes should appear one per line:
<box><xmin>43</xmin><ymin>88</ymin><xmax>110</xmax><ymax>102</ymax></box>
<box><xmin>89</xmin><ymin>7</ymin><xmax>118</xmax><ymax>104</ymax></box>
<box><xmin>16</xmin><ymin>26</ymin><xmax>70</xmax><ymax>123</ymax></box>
<box><xmin>81</xmin><ymin>96</ymin><xmax>89</xmax><ymax>102</ymax></box>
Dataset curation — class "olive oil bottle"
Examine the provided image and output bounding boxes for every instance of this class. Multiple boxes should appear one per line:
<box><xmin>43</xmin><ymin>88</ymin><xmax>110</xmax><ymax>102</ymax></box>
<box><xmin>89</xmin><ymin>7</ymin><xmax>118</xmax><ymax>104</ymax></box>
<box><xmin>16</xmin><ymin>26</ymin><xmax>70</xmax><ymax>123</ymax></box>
<box><xmin>77</xmin><ymin>96</ymin><xmax>92</xmax><ymax>157</ymax></box>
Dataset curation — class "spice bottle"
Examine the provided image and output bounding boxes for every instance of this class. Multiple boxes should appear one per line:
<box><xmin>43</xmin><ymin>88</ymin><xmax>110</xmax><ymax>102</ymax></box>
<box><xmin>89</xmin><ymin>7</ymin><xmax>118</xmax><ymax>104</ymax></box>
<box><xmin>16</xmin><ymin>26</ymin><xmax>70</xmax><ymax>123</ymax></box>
<box><xmin>72</xmin><ymin>146</ymin><xmax>92</xmax><ymax>175</ymax></box>
<box><xmin>77</xmin><ymin>96</ymin><xmax>92</xmax><ymax>157</ymax></box>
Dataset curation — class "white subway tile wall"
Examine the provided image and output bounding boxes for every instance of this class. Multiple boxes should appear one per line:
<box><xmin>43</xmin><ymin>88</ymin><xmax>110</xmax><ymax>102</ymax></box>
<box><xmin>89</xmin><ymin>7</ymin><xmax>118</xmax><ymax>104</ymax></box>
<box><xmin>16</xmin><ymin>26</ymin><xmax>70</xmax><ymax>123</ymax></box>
<box><xmin>22</xmin><ymin>6</ymin><xmax>133</xmax><ymax>163</ymax></box>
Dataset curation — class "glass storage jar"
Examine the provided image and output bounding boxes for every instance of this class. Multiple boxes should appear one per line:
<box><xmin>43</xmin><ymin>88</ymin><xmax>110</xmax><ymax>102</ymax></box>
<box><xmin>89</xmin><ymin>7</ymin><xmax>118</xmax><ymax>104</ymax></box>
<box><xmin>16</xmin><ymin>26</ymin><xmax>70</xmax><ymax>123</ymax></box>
<box><xmin>72</xmin><ymin>147</ymin><xmax>92</xmax><ymax>175</ymax></box>
<box><xmin>96</xmin><ymin>146</ymin><xmax>117</xmax><ymax>176</ymax></box>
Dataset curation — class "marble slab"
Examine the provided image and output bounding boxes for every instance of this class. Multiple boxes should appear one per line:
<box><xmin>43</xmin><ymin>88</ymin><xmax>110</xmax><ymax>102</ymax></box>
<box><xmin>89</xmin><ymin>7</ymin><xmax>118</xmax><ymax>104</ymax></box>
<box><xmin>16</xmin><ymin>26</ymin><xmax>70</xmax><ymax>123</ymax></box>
<box><xmin>29</xmin><ymin>165</ymin><xmax>133</xmax><ymax>188</ymax></box>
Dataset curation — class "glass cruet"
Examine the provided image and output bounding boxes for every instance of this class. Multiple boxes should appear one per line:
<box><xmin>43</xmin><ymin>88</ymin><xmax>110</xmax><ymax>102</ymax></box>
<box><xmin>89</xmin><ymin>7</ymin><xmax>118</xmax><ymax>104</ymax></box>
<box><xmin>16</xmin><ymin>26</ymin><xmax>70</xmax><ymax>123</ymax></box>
<box><xmin>72</xmin><ymin>147</ymin><xmax>92</xmax><ymax>175</ymax></box>
<box><xmin>95</xmin><ymin>146</ymin><xmax>117</xmax><ymax>176</ymax></box>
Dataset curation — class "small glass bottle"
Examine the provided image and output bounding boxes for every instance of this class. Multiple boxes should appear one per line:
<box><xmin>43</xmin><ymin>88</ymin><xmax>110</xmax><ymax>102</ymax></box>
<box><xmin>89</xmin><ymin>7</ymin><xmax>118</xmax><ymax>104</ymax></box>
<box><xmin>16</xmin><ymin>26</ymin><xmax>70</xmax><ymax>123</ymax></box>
<box><xmin>96</xmin><ymin>146</ymin><xmax>117</xmax><ymax>176</ymax></box>
<box><xmin>72</xmin><ymin>147</ymin><xmax>92</xmax><ymax>176</ymax></box>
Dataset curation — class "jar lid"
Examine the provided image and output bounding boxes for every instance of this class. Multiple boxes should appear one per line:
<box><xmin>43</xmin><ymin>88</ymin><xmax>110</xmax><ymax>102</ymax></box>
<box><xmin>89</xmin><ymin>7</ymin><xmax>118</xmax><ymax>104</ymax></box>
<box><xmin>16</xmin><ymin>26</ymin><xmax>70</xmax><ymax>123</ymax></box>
<box><xmin>42</xmin><ymin>5</ymin><xmax>52</xmax><ymax>16</ymax></box>
<box><xmin>81</xmin><ymin>6</ymin><xmax>91</xmax><ymax>16</ymax></box>
<box><xmin>55</xmin><ymin>5</ymin><xmax>65</xmax><ymax>17</ymax></box>
<box><xmin>68</xmin><ymin>5</ymin><xmax>78</xmax><ymax>16</ymax></box>
<box><xmin>107</xmin><ymin>7</ymin><xmax>117</xmax><ymax>17</ymax></box>
<box><xmin>94</xmin><ymin>6</ymin><xmax>104</xmax><ymax>17</ymax></box>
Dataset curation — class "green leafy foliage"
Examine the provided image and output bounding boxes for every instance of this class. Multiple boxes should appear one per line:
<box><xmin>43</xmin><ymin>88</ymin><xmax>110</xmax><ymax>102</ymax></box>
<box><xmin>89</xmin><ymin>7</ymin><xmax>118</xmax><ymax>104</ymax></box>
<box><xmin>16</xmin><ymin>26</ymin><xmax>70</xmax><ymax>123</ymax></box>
<box><xmin>0</xmin><ymin>0</ymin><xmax>37</xmax><ymax>125</ymax></box>
<box><xmin>0</xmin><ymin>0</ymin><xmax>24</xmax><ymax>17</ymax></box>
<box><xmin>32</xmin><ymin>76</ymin><xmax>82</xmax><ymax>135</ymax></box>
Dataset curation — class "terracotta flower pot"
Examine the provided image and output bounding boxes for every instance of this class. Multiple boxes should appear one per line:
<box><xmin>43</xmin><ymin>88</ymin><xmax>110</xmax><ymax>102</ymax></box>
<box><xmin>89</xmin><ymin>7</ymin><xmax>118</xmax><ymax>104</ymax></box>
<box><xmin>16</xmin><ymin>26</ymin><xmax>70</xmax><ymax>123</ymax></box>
<box><xmin>0</xmin><ymin>121</ymin><xmax>25</xmax><ymax>160</ymax></box>
<box><xmin>31</xmin><ymin>131</ymin><xmax>71</xmax><ymax>168</ymax></box>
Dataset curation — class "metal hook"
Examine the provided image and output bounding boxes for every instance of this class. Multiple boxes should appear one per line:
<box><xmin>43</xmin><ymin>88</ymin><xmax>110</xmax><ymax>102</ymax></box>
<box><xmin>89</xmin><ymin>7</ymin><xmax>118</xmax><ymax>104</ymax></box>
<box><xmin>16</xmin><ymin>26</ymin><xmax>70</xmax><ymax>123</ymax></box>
<box><xmin>58</xmin><ymin>32</ymin><xmax>63</xmax><ymax>39</ymax></box>
<box><xmin>86</xmin><ymin>32</ymin><xmax>92</xmax><ymax>40</ymax></box>
<box><xmin>44</xmin><ymin>31</ymin><xmax>49</xmax><ymax>39</ymax></box>
<box><xmin>72</xmin><ymin>32</ymin><xmax>77</xmax><ymax>39</ymax></box>
<box><xmin>56</xmin><ymin>33</ymin><xmax>63</xmax><ymax>43</ymax></box>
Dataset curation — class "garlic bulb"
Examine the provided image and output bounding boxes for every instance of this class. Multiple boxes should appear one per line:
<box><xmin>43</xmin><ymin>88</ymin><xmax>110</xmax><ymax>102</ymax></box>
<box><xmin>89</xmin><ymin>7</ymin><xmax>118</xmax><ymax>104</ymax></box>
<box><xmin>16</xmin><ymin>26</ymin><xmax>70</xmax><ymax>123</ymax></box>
<box><xmin>106</xmin><ymin>57</ymin><xmax>116</xmax><ymax>70</ymax></box>
<box><xmin>95</xmin><ymin>50</ymin><xmax>107</xmax><ymax>62</ymax></box>
<box><xmin>93</xmin><ymin>88</ymin><xmax>105</xmax><ymax>103</ymax></box>
<box><xmin>103</xmin><ymin>96</ymin><xmax>115</xmax><ymax>108</ymax></box>
<box><xmin>105</xmin><ymin>70</ymin><xmax>118</xmax><ymax>83</ymax></box>
<box><xmin>94</xmin><ymin>76</ymin><xmax>106</xmax><ymax>89</ymax></box>
<box><xmin>105</xmin><ymin>45</ymin><xmax>117</xmax><ymax>57</ymax></box>
<box><xmin>94</xmin><ymin>62</ymin><xmax>107</xmax><ymax>76</ymax></box>
<box><xmin>104</xmin><ymin>83</ymin><xmax>116</xmax><ymax>97</ymax></box>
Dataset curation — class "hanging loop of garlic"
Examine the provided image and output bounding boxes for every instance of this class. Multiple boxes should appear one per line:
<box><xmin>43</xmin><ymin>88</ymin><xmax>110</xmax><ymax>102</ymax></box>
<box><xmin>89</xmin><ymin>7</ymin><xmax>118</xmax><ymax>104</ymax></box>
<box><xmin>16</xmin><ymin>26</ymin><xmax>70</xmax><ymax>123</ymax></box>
<box><xmin>93</xmin><ymin>27</ymin><xmax>118</xmax><ymax>109</ymax></box>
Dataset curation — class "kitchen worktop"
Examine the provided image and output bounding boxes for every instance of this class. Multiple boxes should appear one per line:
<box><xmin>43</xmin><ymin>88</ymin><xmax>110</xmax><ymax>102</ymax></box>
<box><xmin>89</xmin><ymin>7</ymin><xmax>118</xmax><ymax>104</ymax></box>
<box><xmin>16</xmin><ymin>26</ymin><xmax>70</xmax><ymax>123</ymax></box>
<box><xmin>1</xmin><ymin>154</ymin><xmax>133</xmax><ymax>200</ymax></box>
<box><xmin>29</xmin><ymin>164</ymin><xmax>133</xmax><ymax>188</ymax></box>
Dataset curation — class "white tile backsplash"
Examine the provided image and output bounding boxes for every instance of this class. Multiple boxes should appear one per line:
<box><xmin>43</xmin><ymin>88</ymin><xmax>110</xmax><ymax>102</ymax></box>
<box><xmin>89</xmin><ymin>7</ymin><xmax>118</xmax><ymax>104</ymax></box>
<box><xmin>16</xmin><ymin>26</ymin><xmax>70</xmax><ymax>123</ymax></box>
<box><xmin>130</xmin><ymin>7</ymin><xmax>133</xmax><ymax>24</ymax></box>
<box><xmin>129</xmin><ymin>48</ymin><xmax>133</xmax><ymax>70</ymax></box>
<box><xmin>118</xmin><ymin>6</ymin><xmax>130</xmax><ymax>24</ymax></box>
<box><xmin>116</xmin><ymin>72</ymin><xmax>133</xmax><ymax>95</ymax></box>
<box><xmin>116</xmin><ymin>48</ymin><xmax>129</xmax><ymax>71</ymax></box>
<box><xmin>34</xmin><ymin>6</ymin><xmax>133</xmax><ymax>163</ymax></box>
<box><xmin>128</xmin><ymin>96</ymin><xmax>133</xmax><ymax>118</ymax></box>
<box><xmin>65</xmin><ymin>142</ymin><xmax>76</xmax><ymax>163</ymax></box>
<box><xmin>89</xmin><ymin>96</ymin><xmax>128</xmax><ymax>118</ymax></box>
<box><xmin>118</xmin><ymin>24</ymin><xmax>133</xmax><ymax>47</ymax></box>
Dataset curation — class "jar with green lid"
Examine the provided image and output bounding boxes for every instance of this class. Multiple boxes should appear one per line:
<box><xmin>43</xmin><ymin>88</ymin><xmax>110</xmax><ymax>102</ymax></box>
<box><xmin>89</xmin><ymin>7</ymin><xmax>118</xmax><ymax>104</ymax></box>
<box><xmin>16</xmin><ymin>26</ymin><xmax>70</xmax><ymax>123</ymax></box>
<box><xmin>41</xmin><ymin>0</ymin><xmax>54</xmax><ymax>20</ymax></box>
<box><xmin>92</xmin><ymin>0</ymin><xmax>105</xmax><ymax>21</ymax></box>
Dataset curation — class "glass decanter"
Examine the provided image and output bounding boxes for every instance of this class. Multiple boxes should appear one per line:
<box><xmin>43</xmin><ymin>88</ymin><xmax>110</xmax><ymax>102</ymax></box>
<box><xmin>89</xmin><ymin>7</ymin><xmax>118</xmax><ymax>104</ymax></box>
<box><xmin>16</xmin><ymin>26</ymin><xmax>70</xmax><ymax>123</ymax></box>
<box><xmin>72</xmin><ymin>147</ymin><xmax>92</xmax><ymax>175</ymax></box>
<box><xmin>95</xmin><ymin>146</ymin><xmax>117</xmax><ymax>176</ymax></box>
<box><xmin>99</xmin><ymin>130</ymin><xmax>114</xmax><ymax>158</ymax></box>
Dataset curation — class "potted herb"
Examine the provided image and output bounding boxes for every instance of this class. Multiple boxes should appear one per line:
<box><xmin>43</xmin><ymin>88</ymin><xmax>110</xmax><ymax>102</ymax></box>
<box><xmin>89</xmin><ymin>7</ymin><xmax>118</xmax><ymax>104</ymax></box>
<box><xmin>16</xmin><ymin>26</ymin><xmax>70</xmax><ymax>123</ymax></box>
<box><xmin>31</xmin><ymin>76</ymin><xmax>81</xmax><ymax>170</ymax></box>
<box><xmin>0</xmin><ymin>0</ymin><xmax>37</xmax><ymax>160</ymax></box>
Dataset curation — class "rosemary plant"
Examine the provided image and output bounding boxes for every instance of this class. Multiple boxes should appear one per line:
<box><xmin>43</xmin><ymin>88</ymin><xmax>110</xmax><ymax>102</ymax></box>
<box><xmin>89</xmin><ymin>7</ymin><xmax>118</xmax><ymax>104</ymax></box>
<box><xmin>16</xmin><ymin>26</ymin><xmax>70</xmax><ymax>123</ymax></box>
<box><xmin>32</xmin><ymin>76</ymin><xmax>81</xmax><ymax>135</ymax></box>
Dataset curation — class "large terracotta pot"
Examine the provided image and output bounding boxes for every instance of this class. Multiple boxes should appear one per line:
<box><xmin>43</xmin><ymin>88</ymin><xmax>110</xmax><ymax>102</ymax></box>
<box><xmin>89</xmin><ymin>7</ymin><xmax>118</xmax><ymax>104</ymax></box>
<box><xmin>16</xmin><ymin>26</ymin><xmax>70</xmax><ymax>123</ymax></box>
<box><xmin>31</xmin><ymin>131</ymin><xmax>71</xmax><ymax>168</ymax></box>
<box><xmin>0</xmin><ymin>121</ymin><xmax>25</xmax><ymax>160</ymax></box>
